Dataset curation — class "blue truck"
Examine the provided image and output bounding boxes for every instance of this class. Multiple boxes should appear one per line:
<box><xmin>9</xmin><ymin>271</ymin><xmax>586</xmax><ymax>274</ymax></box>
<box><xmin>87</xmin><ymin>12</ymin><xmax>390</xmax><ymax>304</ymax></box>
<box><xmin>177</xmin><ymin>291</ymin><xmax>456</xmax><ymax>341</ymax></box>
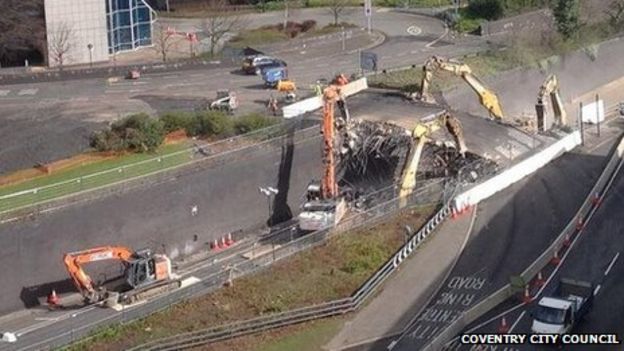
<box><xmin>262</xmin><ymin>66</ymin><xmax>288</xmax><ymax>87</ymax></box>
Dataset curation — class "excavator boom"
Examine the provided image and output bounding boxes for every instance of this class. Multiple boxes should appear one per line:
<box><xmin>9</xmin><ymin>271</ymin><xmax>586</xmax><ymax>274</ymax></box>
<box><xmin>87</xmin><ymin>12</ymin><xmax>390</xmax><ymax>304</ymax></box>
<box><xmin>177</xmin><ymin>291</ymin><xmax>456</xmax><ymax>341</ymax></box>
<box><xmin>536</xmin><ymin>74</ymin><xmax>567</xmax><ymax>130</ymax></box>
<box><xmin>418</xmin><ymin>56</ymin><xmax>504</xmax><ymax>120</ymax></box>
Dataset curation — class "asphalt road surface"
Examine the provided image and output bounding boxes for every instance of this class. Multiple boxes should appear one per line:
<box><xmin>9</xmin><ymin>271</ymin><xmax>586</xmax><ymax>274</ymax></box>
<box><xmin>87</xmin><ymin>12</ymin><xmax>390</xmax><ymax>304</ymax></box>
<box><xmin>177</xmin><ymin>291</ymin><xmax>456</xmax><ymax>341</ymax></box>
<box><xmin>388</xmin><ymin>126</ymin><xmax>620</xmax><ymax>351</ymax></box>
<box><xmin>0</xmin><ymin>8</ymin><xmax>486</xmax><ymax>174</ymax></box>
<box><xmin>450</xmin><ymin>150</ymin><xmax>624</xmax><ymax>351</ymax></box>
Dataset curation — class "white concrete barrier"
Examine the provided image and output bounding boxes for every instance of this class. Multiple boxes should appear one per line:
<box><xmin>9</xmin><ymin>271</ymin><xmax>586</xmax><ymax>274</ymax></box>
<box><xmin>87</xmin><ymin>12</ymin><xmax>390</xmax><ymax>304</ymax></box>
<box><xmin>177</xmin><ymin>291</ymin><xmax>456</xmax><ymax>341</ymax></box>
<box><xmin>453</xmin><ymin>131</ymin><xmax>582</xmax><ymax>210</ymax></box>
<box><xmin>282</xmin><ymin>77</ymin><xmax>368</xmax><ymax>119</ymax></box>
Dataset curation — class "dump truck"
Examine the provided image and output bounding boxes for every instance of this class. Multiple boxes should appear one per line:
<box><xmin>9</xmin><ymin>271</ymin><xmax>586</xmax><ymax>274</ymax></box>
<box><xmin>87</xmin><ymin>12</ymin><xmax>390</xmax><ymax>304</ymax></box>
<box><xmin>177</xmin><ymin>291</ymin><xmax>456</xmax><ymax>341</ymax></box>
<box><xmin>531</xmin><ymin>278</ymin><xmax>593</xmax><ymax>334</ymax></box>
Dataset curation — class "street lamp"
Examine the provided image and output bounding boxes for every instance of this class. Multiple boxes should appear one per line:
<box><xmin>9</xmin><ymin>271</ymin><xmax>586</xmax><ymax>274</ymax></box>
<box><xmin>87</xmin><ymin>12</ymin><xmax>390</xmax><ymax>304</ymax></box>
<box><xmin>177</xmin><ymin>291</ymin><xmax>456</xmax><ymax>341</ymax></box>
<box><xmin>259</xmin><ymin>186</ymin><xmax>279</xmax><ymax>227</ymax></box>
<box><xmin>87</xmin><ymin>43</ymin><xmax>94</xmax><ymax>68</ymax></box>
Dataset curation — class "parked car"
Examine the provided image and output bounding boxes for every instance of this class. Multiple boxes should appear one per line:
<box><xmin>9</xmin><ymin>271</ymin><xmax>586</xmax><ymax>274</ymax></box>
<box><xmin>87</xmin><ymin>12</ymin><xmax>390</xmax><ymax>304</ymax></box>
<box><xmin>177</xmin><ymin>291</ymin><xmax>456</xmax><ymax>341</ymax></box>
<box><xmin>255</xmin><ymin>59</ymin><xmax>287</xmax><ymax>76</ymax></box>
<box><xmin>242</xmin><ymin>55</ymin><xmax>277</xmax><ymax>74</ymax></box>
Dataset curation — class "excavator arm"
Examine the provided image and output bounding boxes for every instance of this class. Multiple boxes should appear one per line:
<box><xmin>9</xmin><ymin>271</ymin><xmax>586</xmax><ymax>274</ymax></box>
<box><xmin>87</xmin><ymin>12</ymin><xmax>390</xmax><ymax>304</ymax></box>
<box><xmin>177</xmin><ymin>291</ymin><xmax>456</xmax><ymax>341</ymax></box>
<box><xmin>63</xmin><ymin>246</ymin><xmax>134</xmax><ymax>303</ymax></box>
<box><xmin>399</xmin><ymin>112</ymin><xmax>466</xmax><ymax>207</ymax></box>
<box><xmin>536</xmin><ymin>74</ymin><xmax>567</xmax><ymax>130</ymax></box>
<box><xmin>418</xmin><ymin>56</ymin><xmax>505</xmax><ymax>120</ymax></box>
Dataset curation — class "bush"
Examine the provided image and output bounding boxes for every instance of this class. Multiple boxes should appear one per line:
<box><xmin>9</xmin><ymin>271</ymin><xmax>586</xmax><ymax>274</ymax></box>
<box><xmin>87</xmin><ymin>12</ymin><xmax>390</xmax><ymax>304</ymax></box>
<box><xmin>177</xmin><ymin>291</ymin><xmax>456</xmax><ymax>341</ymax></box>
<box><xmin>301</xmin><ymin>20</ymin><xmax>317</xmax><ymax>32</ymax></box>
<box><xmin>196</xmin><ymin>111</ymin><xmax>235</xmax><ymax>137</ymax></box>
<box><xmin>90</xmin><ymin>113</ymin><xmax>165</xmax><ymax>153</ymax></box>
<box><xmin>159</xmin><ymin>111</ymin><xmax>195</xmax><ymax>134</ymax></box>
<box><xmin>468</xmin><ymin>0</ymin><xmax>504</xmax><ymax>20</ymax></box>
<box><xmin>234</xmin><ymin>113</ymin><xmax>277</xmax><ymax>134</ymax></box>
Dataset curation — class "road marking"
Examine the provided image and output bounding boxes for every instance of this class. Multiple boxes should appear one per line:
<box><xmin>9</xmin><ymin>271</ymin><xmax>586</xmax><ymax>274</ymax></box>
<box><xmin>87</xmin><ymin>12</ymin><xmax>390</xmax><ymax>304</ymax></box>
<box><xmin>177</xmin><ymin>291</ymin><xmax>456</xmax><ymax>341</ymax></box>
<box><xmin>407</xmin><ymin>25</ymin><xmax>422</xmax><ymax>36</ymax></box>
<box><xmin>18</xmin><ymin>88</ymin><xmax>38</xmax><ymax>96</ymax></box>
<box><xmin>425</xmin><ymin>23</ymin><xmax>449</xmax><ymax>48</ymax></box>
<box><xmin>604</xmin><ymin>252</ymin><xmax>619</xmax><ymax>276</ymax></box>
<box><xmin>594</xmin><ymin>284</ymin><xmax>601</xmax><ymax>296</ymax></box>
<box><xmin>509</xmin><ymin>311</ymin><xmax>525</xmax><ymax>333</ymax></box>
<box><xmin>0</xmin><ymin>89</ymin><xmax>10</xmax><ymax>96</ymax></box>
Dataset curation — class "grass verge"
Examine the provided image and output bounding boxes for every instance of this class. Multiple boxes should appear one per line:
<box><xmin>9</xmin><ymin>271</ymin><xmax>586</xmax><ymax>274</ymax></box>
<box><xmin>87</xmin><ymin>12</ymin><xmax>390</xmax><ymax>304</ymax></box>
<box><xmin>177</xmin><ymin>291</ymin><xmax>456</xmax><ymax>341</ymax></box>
<box><xmin>228</xmin><ymin>23</ymin><xmax>358</xmax><ymax>48</ymax></box>
<box><xmin>65</xmin><ymin>204</ymin><xmax>438</xmax><ymax>351</ymax></box>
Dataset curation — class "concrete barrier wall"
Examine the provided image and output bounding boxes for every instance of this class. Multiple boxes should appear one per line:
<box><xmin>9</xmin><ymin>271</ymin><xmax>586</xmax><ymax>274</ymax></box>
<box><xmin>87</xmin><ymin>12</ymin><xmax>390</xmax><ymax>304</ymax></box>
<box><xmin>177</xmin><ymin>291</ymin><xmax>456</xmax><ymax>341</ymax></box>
<box><xmin>282</xmin><ymin>77</ymin><xmax>368</xmax><ymax>119</ymax></box>
<box><xmin>454</xmin><ymin>131</ymin><xmax>582</xmax><ymax>210</ymax></box>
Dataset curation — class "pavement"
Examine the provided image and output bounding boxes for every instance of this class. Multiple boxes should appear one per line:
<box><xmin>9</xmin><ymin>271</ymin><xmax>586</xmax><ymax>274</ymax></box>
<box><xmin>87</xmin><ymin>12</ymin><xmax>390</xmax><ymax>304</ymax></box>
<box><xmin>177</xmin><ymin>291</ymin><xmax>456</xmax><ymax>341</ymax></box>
<box><xmin>325</xmin><ymin>206</ymin><xmax>477</xmax><ymax>351</ymax></box>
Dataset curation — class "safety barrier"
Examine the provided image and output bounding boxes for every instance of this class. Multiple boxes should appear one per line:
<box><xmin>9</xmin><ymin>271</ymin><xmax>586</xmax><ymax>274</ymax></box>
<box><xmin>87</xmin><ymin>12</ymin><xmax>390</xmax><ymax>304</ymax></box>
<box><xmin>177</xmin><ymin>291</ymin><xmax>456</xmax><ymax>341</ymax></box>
<box><xmin>422</xmin><ymin>134</ymin><xmax>624</xmax><ymax>350</ymax></box>
<box><xmin>282</xmin><ymin>77</ymin><xmax>369</xmax><ymax>118</ymax></box>
<box><xmin>453</xmin><ymin>131</ymin><xmax>582</xmax><ymax>211</ymax></box>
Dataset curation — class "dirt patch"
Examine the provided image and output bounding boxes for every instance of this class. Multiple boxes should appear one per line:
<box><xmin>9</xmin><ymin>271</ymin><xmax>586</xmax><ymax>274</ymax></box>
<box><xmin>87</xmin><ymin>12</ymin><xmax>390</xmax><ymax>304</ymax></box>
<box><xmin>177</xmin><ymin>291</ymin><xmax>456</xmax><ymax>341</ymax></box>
<box><xmin>67</xmin><ymin>205</ymin><xmax>438</xmax><ymax>351</ymax></box>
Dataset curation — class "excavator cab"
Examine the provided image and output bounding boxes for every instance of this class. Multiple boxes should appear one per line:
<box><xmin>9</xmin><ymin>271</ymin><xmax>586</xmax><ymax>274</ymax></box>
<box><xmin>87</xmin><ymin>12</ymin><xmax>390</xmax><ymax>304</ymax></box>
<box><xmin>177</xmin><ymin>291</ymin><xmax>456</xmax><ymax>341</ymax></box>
<box><xmin>125</xmin><ymin>249</ymin><xmax>172</xmax><ymax>289</ymax></box>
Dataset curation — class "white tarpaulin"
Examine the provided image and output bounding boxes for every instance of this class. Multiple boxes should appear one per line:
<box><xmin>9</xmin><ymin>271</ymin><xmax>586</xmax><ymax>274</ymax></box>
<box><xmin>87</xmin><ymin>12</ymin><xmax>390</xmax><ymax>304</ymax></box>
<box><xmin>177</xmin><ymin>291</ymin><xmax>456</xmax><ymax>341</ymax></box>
<box><xmin>581</xmin><ymin>100</ymin><xmax>605</xmax><ymax>124</ymax></box>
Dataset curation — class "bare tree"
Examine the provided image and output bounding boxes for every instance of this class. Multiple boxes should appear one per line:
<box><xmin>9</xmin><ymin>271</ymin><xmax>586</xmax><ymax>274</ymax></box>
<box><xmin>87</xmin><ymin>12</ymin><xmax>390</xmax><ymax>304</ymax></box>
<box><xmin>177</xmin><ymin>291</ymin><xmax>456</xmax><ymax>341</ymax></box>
<box><xmin>48</xmin><ymin>22</ymin><xmax>74</xmax><ymax>68</ymax></box>
<box><xmin>196</xmin><ymin>0</ymin><xmax>244</xmax><ymax>57</ymax></box>
<box><xmin>328</xmin><ymin>0</ymin><xmax>349</xmax><ymax>26</ymax></box>
<box><xmin>152</xmin><ymin>26</ymin><xmax>177</xmax><ymax>62</ymax></box>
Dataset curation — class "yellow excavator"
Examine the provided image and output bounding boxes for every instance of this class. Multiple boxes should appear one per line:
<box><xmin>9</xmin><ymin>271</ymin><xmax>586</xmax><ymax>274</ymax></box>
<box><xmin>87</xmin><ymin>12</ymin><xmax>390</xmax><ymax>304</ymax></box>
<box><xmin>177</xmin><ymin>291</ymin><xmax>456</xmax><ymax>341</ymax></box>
<box><xmin>399</xmin><ymin>111</ymin><xmax>467</xmax><ymax>207</ymax></box>
<box><xmin>415</xmin><ymin>56</ymin><xmax>505</xmax><ymax>121</ymax></box>
<box><xmin>535</xmin><ymin>74</ymin><xmax>567</xmax><ymax>131</ymax></box>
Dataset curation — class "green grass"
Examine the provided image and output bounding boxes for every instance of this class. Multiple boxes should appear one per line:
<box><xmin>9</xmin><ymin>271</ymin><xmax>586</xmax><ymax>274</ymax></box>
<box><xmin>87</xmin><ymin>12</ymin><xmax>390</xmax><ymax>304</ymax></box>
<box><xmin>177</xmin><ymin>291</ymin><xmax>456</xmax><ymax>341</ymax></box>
<box><xmin>0</xmin><ymin>143</ymin><xmax>190</xmax><ymax>213</ymax></box>
<box><xmin>253</xmin><ymin>317</ymin><xmax>345</xmax><ymax>351</ymax></box>
<box><xmin>229</xmin><ymin>29</ymin><xmax>290</xmax><ymax>48</ymax></box>
<box><xmin>66</xmin><ymin>205</ymin><xmax>437</xmax><ymax>351</ymax></box>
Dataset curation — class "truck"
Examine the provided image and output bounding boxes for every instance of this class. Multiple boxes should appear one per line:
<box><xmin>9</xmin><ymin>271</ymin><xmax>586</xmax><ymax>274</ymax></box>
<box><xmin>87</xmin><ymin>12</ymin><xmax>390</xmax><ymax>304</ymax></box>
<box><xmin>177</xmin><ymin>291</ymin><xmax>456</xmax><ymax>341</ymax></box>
<box><xmin>262</xmin><ymin>66</ymin><xmax>288</xmax><ymax>87</ymax></box>
<box><xmin>531</xmin><ymin>278</ymin><xmax>593</xmax><ymax>334</ymax></box>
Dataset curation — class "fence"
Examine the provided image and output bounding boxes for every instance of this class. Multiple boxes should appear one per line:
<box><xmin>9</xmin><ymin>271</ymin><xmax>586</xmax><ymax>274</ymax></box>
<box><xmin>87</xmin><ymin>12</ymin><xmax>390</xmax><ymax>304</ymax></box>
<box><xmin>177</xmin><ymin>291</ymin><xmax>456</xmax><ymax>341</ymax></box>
<box><xmin>17</xmin><ymin>178</ymin><xmax>445</xmax><ymax>351</ymax></box>
<box><xmin>0</xmin><ymin>118</ymin><xmax>318</xmax><ymax>218</ymax></box>
<box><xmin>422</xmin><ymin>135</ymin><xmax>624</xmax><ymax>350</ymax></box>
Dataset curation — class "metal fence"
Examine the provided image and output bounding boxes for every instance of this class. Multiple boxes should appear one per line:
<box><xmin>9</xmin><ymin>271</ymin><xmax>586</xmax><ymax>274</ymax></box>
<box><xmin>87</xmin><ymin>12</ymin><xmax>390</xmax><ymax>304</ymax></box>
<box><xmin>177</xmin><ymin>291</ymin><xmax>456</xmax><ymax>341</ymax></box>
<box><xmin>19</xmin><ymin>179</ymin><xmax>445</xmax><ymax>351</ymax></box>
<box><xmin>0</xmin><ymin>118</ymin><xmax>318</xmax><ymax>217</ymax></box>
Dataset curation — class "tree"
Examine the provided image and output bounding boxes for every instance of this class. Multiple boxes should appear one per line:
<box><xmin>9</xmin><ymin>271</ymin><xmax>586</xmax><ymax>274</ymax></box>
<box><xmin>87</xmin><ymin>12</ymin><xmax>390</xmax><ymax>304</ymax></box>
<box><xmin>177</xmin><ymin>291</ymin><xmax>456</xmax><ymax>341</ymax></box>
<box><xmin>552</xmin><ymin>0</ymin><xmax>580</xmax><ymax>40</ymax></box>
<box><xmin>328</xmin><ymin>0</ymin><xmax>349</xmax><ymax>26</ymax></box>
<box><xmin>467</xmin><ymin>0</ymin><xmax>504</xmax><ymax>20</ymax></box>
<box><xmin>197</xmin><ymin>0</ymin><xmax>244</xmax><ymax>57</ymax></box>
<box><xmin>606</xmin><ymin>0</ymin><xmax>624</xmax><ymax>31</ymax></box>
<box><xmin>153</xmin><ymin>25</ymin><xmax>177</xmax><ymax>62</ymax></box>
<box><xmin>48</xmin><ymin>22</ymin><xmax>74</xmax><ymax>68</ymax></box>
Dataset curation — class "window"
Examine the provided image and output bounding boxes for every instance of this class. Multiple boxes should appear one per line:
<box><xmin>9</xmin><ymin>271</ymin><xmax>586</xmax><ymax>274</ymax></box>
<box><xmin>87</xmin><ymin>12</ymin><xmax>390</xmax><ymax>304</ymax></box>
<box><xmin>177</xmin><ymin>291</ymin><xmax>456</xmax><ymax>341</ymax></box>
<box><xmin>116</xmin><ymin>0</ymin><xmax>130</xmax><ymax>10</ymax></box>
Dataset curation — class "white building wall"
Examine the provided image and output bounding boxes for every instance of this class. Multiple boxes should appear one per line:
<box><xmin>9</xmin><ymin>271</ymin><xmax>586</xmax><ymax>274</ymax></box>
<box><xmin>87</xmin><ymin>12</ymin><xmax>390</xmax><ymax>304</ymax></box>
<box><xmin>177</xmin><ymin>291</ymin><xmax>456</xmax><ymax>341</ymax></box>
<box><xmin>44</xmin><ymin>0</ymin><xmax>109</xmax><ymax>67</ymax></box>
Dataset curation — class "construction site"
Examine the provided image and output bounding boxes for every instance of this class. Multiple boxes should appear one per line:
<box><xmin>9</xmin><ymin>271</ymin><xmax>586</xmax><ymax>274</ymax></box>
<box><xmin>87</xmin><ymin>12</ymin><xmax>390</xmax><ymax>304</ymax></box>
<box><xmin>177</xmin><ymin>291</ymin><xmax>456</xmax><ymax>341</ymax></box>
<box><xmin>1</xmin><ymin>2</ymin><xmax>624</xmax><ymax>350</ymax></box>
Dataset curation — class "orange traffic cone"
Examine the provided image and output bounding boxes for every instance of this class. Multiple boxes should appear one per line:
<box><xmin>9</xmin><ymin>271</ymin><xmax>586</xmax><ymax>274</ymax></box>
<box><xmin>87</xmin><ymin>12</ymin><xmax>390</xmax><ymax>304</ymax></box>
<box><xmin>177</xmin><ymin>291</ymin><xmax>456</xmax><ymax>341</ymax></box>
<box><xmin>534</xmin><ymin>271</ymin><xmax>545</xmax><ymax>288</ymax></box>
<box><xmin>47</xmin><ymin>289</ymin><xmax>60</xmax><ymax>307</ymax></box>
<box><xmin>576</xmin><ymin>217</ymin><xmax>584</xmax><ymax>231</ymax></box>
<box><xmin>592</xmin><ymin>192</ymin><xmax>601</xmax><ymax>206</ymax></box>
<box><xmin>551</xmin><ymin>250</ymin><xmax>561</xmax><ymax>265</ymax></box>
<box><xmin>522</xmin><ymin>286</ymin><xmax>532</xmax><ymax>304</ymax></box>
<box><xmin>498</xmin><ymin>316</ymin><xmax>510</xmax><ymax>334</ymax></box>
<box><xmin>562</xmin><ymin>233</ymin><xmax>571</xmax><ymax>248</ymax></box>
<box><xmin>211</xmin><ymin>239</ymin><xmax>220</xmax><ymax>251</ymax></box>
<box><xmin>220</xmin><ymin>236</ymin><xmax>229</xmax><ymax>249</ymax></box>
<box><xmin>226</xmin><ymin>233</ymin><xmax>234</xmax><ymax>246</ymax></box>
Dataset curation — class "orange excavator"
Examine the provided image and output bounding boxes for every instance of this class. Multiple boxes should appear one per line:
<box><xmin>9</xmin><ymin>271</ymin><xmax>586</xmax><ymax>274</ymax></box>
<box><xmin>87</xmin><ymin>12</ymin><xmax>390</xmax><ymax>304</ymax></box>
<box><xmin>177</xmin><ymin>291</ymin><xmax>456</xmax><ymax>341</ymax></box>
<box><xmin>64</xmin><ymin>246</ymin><xmax>181</xmax><ymax>305</ymax></box>
<box><xmin>298</xmin><ymin>74</ymin><xmax>350</xmax><ymax>231</ymax></box>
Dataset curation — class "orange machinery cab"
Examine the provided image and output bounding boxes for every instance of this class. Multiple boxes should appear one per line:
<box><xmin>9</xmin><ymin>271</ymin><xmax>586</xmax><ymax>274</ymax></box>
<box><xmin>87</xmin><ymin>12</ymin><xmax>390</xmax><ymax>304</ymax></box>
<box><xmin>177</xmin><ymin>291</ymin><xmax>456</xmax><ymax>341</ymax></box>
<box><xmin>125</xmin><ymin>249</ymin><xmax>172</xmax><ymax>289</ymax></box>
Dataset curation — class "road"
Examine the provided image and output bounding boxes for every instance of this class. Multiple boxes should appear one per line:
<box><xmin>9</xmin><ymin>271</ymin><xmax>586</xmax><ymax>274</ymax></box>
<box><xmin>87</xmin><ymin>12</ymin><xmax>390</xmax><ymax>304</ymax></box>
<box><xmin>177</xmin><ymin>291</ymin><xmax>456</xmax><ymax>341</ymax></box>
<box><xmin>0</xmin><ymin>8</ymin><xmax>489</xmax><ymax>174</ymax></box>
<box><xmin>387</xmin><ymin>121</ymin><xmax>622</xmax><ymax>351</ymax></box>
<box><xmin>449</xmin><ymin>145</ymin><xmax>624</xmax><ymax>351</ymax></box>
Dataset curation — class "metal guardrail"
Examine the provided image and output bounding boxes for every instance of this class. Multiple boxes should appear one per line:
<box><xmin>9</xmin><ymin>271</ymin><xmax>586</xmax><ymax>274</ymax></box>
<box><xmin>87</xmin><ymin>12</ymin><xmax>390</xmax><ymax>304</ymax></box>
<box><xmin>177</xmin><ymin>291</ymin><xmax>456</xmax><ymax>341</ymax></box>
<box><xmin>122</xmin><ymin>183</ymin><xmax>451</xmax><ymax>351</ymax></box>
<box><xmin>0</xmin><ymin>118</ymin><xmax>317</xmax><ymax>217</ymax></box>
<box><xmin>422</xmin><ymin>134</ymin><xmax>624</xmax><ymax>350</ymax></box>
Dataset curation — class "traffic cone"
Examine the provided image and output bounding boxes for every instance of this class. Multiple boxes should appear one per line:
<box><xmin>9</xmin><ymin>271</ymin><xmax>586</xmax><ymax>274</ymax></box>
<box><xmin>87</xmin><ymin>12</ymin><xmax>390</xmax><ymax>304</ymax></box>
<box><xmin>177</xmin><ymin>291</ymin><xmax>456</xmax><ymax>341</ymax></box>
<box><xmin>592</xmin><ymin>192</ymin><xmax>601</xmax><ymax>206</ymax></box>
<box><xmin>522</xmin><ymin>286</ymin><xmax>532</xmax><ymax>304</ymax></box>
<box><xmin>576</xmin><ymin>217</ymin><xmax>584</xmax><ymax>231</ymax></box>
<box><xmin>211</xmin><ymin>239</ymin><xmax>220</xmax><ymax>251</ymax></box>
<box><xmin>226</xmin><ymin>233</ymin><xmax>234</xmax><ymax>246</ymax></box>
<box><xmin>47</xmin><ymin>289</ymin><xmax>60</xmax><ymax>307</ymax></box>
<box><xmin>562</xmin><ymin>233</ymin><xmax>571</xmax><ymax>248</ymax></box>
<box><xmin>220</xmin><ymin>236</ymin><xmax>229</xmax><ymax>249</ymax></box>
<box><xmin>534</xmin><ymin>271</ymin><xmax>545</xmax><ymax>288</ymax></box>
<box><xmin>498</xmin><ymin>317</ymin><xmax>510</xmax><ymax>334</ymax></box>
<box><xmin>551</xmin><ymin>250</ymin><xmax>561</xmax><ymax>265</ymax></box>
<box><xmin>451</xmin><ymin>208</ymin><xmax>458</xmax><ymax>219</ymax></box>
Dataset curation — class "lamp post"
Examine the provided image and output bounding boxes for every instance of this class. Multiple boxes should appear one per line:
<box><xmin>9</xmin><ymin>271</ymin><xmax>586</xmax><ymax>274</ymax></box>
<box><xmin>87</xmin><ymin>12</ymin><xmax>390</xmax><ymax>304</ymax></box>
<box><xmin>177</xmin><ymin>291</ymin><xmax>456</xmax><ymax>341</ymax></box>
<box><xmin>87</xmin><ymin>43</ymin><xmax>94</xmax><ymax>68</ymax></box>
<box><xmin>259</xmin><ymin>186</ymin><xmax>279</xmax><ymax>227</ymax></box>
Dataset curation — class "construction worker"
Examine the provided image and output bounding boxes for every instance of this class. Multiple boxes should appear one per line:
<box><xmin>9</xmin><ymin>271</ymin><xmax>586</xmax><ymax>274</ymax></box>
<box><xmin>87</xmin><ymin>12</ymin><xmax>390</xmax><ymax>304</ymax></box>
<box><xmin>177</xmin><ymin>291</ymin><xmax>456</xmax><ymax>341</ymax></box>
<box><xmin>267</xmin><ymin>96</ymin><xmax>279</xmax><ymax>116</ymax></box>
<box><xmin>312</xmin><ymin>83</ymin><xmax>323</xmax><ymax>96</ymax></box>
